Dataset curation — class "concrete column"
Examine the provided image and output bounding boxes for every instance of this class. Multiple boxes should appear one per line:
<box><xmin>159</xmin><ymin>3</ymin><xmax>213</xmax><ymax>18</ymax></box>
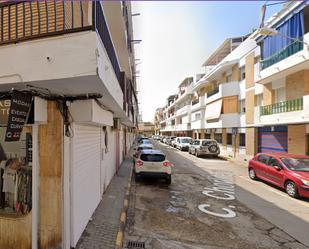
<box><xmin>222</xmin><ymin>128</ymin><xmax>227</xmax><ymax>150</ymax></box>
<box><xmin>288</xmin><ymin>125</ymin><xmax>306</xmax><ymax>155</ymax></box>
<box><xmin>211</xmin><ymin>129</ymin><xmax>215</xmax><ymax>140</ymax></box>
<box><xmin>201</xmin><ymin>129</ymin><xmax>205</xmax><ymax>139</ymax></box>
<box><xmin>246</xmin><ymin>128</ymin><xmax>257</xmax><ymax>156</ymax></box>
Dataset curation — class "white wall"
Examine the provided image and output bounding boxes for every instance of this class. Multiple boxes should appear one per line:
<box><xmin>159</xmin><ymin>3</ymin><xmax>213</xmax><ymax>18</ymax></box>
<box><xmin>0</xmin><ymin>31</ymin><xmax>97</xmax><ymax>84</ymax></box>
<box><xmin>96</xmin><ymin>35</ymin><xmax>124</xmax><ymax>110</ymax></box>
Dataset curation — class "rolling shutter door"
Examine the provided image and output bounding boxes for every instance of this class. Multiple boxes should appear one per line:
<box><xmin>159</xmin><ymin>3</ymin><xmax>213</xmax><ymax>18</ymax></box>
<box><xmin>258</xmin><ymin>126</ymin><xmax>288</xmax><ymax>153</ymax></box>
<box><xmin>71</xmin><ymin>125</ymin><xmax>101</xmax><ymax>247</ymax></box>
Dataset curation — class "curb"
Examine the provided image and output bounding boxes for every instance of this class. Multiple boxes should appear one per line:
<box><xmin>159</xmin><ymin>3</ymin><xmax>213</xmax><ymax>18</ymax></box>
<box><xmin>115</xmin><ymin>166</ymin><xmax>133</xmax><ymax>249</ymax></box>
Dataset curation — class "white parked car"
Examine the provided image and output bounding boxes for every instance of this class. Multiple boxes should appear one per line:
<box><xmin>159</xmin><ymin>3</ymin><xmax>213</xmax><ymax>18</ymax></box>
<box><xmin>175</xmin><ymin>137</ymin><xmax>192</xmax><ymax>151</ymax></box>
<box><xmin>134</xmin><ymin>149</ymin><xmax>172</xmax><ymax>184</ymax></box>
<box><xmin>133</xmin><ymin>144</ymin><xmax>154</xmax><ymax>162</ymax></box>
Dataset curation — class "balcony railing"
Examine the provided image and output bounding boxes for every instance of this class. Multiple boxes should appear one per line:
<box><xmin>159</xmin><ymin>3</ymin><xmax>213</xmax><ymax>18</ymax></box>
<box><xmin>0</xmin><ymin>1</ymin><xmax>92</xmax><ymax>45</ymax></box>
<box><xmin>261</xmin><ymin>40</ymin><xmax>304</xmax><ymax>70</ymax></box>
<box><xmin>260</xmin><ymin>98</ymin><xmax>303</xmax><ymax>116</ymax></box>
<box><xmin>192</xmin><ymin>98</ymin><xmax>199</xmax><ymax>106</ymax></box>
<box><xmin>207</xmin><ymin>87</ymin><xmax>219</xmax><ymax>98</ymax></box>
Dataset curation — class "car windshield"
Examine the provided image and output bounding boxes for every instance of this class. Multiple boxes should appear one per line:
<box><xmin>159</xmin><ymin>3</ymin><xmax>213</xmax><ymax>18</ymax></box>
<box><xmin>180</xmin><ymin>138</ymin><xmax>191</xmax><ymax>143</ymax></box>
<box><xmin>140</xmin><ymin>154</ymin><xmax>165</xmax><ymax>162</ymax></box>
<box><xmin>281</xmin><ymin>157</ymin><xmax>309</xmax><ymax>172</ymax></box>
<box><xmin>202</xmin><ymin>140</ymin><xmax>216</xmax><ymax>146</ymax></box>
<box><xmin>138</xmin><ymin>146</ymin><xmax>153</xmax><ymax>151</ymax></box>
<box><xmin>141</xmin><ymin>140</ymin><xmax>151</xmax><ymax>144</ymax></box>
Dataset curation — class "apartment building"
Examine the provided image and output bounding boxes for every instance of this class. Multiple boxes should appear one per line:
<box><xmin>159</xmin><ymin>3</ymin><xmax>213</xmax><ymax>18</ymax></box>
<box><xmin>138</xmin><ymin>121</ymin><xmax>155</xmax><ymax>137</ymax></box>
<box><xmin>0</xmin><ymin>1</ymin><xmax>138</xmax><ymax>249</ymax></box>
<box><xmin>247</xmin><ymin>1</ymin><xmax>309</xmax><ymax>156</ymax></box>
<box><xmin>158</xmin><ymin>1</ymin><xmax>309</xmax><ymax>159</ymax></box>
<box><xmin>154</xmin><ymin>107</ymin><xmax>163</xmax><ymax>134</ymax></box>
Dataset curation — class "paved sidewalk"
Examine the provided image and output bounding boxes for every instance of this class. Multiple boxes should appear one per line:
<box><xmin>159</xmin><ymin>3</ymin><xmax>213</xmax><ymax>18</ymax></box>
<box><xmin>76</xmin><ymin>152</ymin><xmax>133</xmax><ymax>249</ymax></box>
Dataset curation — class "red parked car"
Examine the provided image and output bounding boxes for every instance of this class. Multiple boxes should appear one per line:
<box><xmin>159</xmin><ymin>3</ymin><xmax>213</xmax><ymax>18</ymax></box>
<box><xmin>248</xmin><ymin>153</ymin><xmax>309</xmax><ymax>198</ymax></box>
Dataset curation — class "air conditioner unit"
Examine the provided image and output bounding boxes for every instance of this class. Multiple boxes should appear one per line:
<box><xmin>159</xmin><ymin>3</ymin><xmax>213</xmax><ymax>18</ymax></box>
<box><xmin>113</xmin><ymin>118</ymin><xmax>120</xmax><ymax>130</ymax></box>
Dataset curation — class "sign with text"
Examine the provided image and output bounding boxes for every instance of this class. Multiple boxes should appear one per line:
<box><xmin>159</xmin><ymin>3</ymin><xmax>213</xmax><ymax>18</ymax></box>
<box><xmin>0</xmin><ymin>99</ymin><xmax>11</xmax><ymax>124</ymax></box>
<box><xmin>5</xmin><ymin>91</ymin><xmax>33</xmax><ymax>142</ymax></box>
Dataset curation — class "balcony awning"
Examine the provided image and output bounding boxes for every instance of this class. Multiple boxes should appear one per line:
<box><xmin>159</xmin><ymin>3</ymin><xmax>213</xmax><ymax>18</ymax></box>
<box><xmin>192</xmin><ymin>59</ymin><xmax>238</xmax><ymax>92</ymax></box>
<box><xmin>205</xmin><ymin>99</ymin><xmax>222</xmax><ymax>120</ymax></box>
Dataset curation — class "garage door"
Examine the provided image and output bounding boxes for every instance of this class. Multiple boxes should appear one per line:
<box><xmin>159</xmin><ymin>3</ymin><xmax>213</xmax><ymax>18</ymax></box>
<box><xmin>258</xmin><ymin>126</ymin><xmax>288</xmax><ymax>153</ymax></box>
<box><xmin>71</xmin><ymin>125</ymin><xmax>101</xmax><ymax>247</ymax></box>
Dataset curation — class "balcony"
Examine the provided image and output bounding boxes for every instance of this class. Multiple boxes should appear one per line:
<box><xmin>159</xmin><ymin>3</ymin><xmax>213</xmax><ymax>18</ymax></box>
<box><xmin>260</xmin><ymin>98</ymin><xmax>303</xmax><ymax>116</ymax></box>
<box><xmin>205</xmin><ymin>81</ymin><xmax>240</xmax><ymax>104</ymax></box>
<box><xmin>0</xmin><ymin>1</ymin><xmax>92</xmax><ymax>45</ymax></box>
<box><xmin>205</xmin><ymin>113</ymin><xmax>240</xmax><ymax>129</ymax></box>
<box><xmin>258</xmin><ymin>33</ymin><xmax>309</xmax><ymax>84</ymax></box>
<box><xmin>0</xmin><ymin>2</ymin><xmax>136</xmax><ymax>125</ymax></box>
<box><xmin>207</xmin><ymin>87</ymin><xmax>219</xmax><ymax>98</ymax></box>
<box><xmin>254</xmin><ymin>96</ymin><xmax>309</xmax><ymax>126</ymax></box>
<box><xmin>175</xmin><ymin>105</ymin><xmax>190</xmax><ymax>116</ymax></box>
<box><xmin>261</xmin><ymin>40</ymin><xmax>303</xmax><ymax>70</ymax></box>
<box><xmin>191</xmin><ymin>96</ymin><xmax>205</xmax><ymax>111</ymax></box>
<box><xmin>175</xmin><ymin>123</ymin><xmax>191</xmax><ymax>131</ymax></box>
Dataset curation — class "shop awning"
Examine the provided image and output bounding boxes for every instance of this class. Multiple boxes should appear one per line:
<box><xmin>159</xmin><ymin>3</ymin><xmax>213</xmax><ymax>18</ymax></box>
<box><xmin>205</xmin><ymin>99</ymin><xmax>222</xmax><ymax>120</ymax></box>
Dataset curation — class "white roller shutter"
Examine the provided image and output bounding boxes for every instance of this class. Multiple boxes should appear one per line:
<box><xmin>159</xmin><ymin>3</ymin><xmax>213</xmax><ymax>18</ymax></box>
<box><xmin>205</xmin><ymin>99</ymin><xmax>222</xmax><ymax>121</ymax></box>
<box><xmin>71</xmin><ymin>125</ymin><xmax>101</xmax><ymax>247</ymax></box>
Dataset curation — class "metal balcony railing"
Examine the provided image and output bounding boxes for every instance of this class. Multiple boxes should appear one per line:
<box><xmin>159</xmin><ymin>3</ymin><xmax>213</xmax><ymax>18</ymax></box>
<box><xmin>0</xmin><ymin>1</ymin><xmax>91</xmax><ymax>45</ymax></box>
<box><xmin>207</xmin><ymin>87</ymin><xmax>219</xmax><ymax>98</ymax></box>
<box><xmin>260</xmin><ymin>98</ymin><xmax>303</xmax><ymax>116</ymax></box>
<box><xmin>261</xmin><ymin>39</ymin><xmax>304</xmax><ymax>70</ymax></box>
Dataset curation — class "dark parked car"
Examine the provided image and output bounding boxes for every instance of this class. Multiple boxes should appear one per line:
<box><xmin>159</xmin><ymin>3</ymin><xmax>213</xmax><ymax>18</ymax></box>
<box><xmin>248</xmin><ymin>153</ymin><xmax>309</xmax><ymax>198</ymax></box>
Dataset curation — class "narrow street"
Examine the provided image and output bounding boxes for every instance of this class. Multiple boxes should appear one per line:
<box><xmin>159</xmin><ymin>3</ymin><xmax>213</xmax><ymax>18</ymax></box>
<box><xmin>124</xmin><ymin>141</ymin><xmax>309</xmax><ymax>249</ymax></box>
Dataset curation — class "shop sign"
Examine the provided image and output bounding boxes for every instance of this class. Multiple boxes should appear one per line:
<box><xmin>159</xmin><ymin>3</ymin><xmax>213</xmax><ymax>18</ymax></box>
<box><xmin>5</xmin><ymin>91</ymin><xmax>33</xmax><ymax>142</ymax></box>
<box><xmin>0</xmin><ymin>99</ymin><xmax>11</xmax><ymax>124</ymax></box>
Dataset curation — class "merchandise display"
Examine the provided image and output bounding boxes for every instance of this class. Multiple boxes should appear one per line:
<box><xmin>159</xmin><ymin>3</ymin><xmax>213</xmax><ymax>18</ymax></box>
<box><xmin>0</xmin><ymin>130</ymin><xmax>32</xmax><ymax>215</ymax></box>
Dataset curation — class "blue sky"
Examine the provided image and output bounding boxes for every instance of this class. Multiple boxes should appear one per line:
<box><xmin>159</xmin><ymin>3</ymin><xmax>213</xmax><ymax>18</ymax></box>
<box><xmin>132</xmin><ymin>1</ymin><xmax>283</xmax><ymax>122</ymax></box>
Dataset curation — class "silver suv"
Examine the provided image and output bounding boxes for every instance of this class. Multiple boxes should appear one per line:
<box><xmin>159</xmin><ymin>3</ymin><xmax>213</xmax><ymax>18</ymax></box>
<box><xmin>188</xmin><ymin>139</ymin><xmax>220</xmax><ymax>157</ymax></box>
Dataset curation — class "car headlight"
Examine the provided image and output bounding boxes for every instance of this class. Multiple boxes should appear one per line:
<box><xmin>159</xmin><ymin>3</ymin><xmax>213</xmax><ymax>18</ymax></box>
<box><xmin>301</xmin><ymin>179</ymin><xmax>309</xmax><ymax>186</ymax></box>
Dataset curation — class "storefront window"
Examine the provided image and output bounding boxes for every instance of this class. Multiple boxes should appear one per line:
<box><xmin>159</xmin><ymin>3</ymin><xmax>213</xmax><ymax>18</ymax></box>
<box><xmin>214</xmin><ymin>133</ymin><xmax>222</xmax><ymax>144</ymax></box>
<box><xmin>227</xmin><ymin>134</ymin><xmax>233</xmax><ymax>145</ymax></box>
<box><xmin>0</xmin><ymin>127</ymin><xmax>32</xmax><ymax>215</ymax></box>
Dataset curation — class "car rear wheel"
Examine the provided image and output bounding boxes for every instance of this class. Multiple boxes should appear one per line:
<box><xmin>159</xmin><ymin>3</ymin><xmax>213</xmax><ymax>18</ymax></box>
<box><xmin>248</xmin><ymin>168</ymin><xmax>257</xmax><ymax>180</ymax></box>
<box><xmin>166</xmin><ymin>175</ymin><xmax>171</xmax><ymax>185</ymax></box>
<box><xmin>195</xmin><ymin>150</ymin><xmax>199</xmax><ymax>157</ymax></box>
<box><xmin>285</xmin><ymin>181</ymin><xmax>299</xmax><ymax>198</ymax></box>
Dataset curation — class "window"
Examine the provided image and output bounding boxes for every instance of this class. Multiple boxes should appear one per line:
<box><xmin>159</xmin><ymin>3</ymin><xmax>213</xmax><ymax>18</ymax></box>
<box><xmin>268</xmin><ymin>157</ymin><xmax>282</xmax><ymax>167</ymax></box>
<box><xmin>0</xmin><ymin>127</ymin><xmax>33</xmax><ymax>215</ymax></box>
<box><xmin>140</xmin><ymin>154</ymin><xmax>165</xmax><ymax>162</ymax></box>
<box><xmin>180</xmin><ymin>138</ymin><xmax>191</xmax><ymax>143</ymax></box>
<box><xmin>281</xmin><ymin>157</ymin><xmax>309</xmax><ymax>171</ymax></box>
<box><xmin>214</xmin><ymin>133</ymin><xmax>222</xmax><ymax>144</ymax></box>
<box><xmin>205</xmin><ymin>134</ymin><xmax>211</xmax><ymax>139</ymax></box>
<box><xmin>195</xmin><ymin>113</ymin><xmax>201</xmax><ymax>120</ymax></box>
<box><xmin>239</xmin><ymin>133</ymin><xmax>246</xmax><ymax>147</ymax></box>
<box><xmin>257</xmin><ymin>155</ymin><xmax>269</xmax><ymax>164</ymax></box>
<box><xmin>227</xmin><ymin>134</ymin><xmax>232</xmax><ymax>145</ymax></box>
<box><xmin>193</xmin><ymin>140</ymin><xmax>200</xmax><ymax>145</ymax></box>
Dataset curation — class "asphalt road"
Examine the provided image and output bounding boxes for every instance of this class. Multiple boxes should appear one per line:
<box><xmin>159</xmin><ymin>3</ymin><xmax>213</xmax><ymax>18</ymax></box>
<box><xmin>124</xmin><ymin>141</ymin><xmax>309</xmax><ymax>249</ymax></box>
